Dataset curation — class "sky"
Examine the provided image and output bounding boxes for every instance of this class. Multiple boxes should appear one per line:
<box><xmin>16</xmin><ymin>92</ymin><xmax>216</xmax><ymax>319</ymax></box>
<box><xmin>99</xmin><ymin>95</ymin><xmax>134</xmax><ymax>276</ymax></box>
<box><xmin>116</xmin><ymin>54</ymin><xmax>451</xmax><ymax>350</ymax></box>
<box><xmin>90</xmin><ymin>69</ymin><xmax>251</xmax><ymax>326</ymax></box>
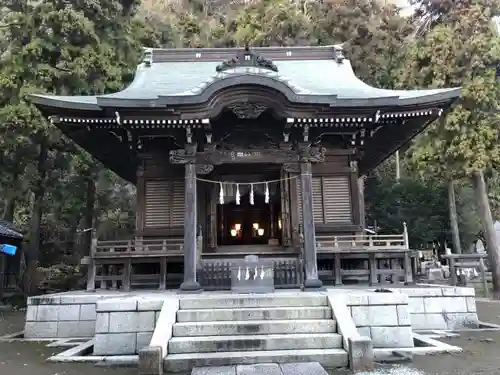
<box><xmin>387</xmin><ymin>0</ymin><xmax>414</xmax><ymax>16</ymax></box>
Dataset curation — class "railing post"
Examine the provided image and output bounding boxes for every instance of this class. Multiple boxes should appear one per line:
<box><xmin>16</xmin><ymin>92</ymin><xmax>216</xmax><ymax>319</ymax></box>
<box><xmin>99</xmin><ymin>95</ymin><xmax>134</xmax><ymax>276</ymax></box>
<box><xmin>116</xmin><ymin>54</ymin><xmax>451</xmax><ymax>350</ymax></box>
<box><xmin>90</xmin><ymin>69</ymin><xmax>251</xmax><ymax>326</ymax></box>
<box><xmin>449</xmin><ymin>257</ymin><xmax>458</xmax><ymax>286</ymax></box>
<box><xmin>479</xmin><ymin>257</ymin><xmax>489</xmax><ymax>298</ymax></box>
<box><xmin>403</xmin><ymin>222</ymin><xmax>409</xmax><ymax>250</ymax></box>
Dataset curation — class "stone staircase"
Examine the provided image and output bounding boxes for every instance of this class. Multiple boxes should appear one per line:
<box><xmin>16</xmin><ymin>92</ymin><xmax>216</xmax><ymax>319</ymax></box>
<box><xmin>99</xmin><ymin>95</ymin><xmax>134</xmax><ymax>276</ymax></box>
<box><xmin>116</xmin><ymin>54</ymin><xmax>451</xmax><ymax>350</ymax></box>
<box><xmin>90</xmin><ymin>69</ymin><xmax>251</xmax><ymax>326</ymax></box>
<box><xmin>164</xmin><ymin>294</ymin><xmax>348</xmax><ymax>373</ymax></box>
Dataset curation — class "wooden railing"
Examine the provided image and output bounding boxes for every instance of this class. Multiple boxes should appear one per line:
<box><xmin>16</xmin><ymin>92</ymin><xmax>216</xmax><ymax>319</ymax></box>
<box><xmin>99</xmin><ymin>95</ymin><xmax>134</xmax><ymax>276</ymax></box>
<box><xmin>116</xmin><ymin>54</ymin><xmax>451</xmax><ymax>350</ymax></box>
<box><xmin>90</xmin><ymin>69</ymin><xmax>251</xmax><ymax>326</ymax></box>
<box><xmin>315</xmin><ymin>223</ymin><xmax>414</xmax><ymax>285</ymax></box>
<box><xmin>198</xmin><ymin>258</ymin><xmax>303</xmax><ymax>291</ymax></box>
<box><xmin>442</xmin><ymin>253</ymin><xmax>489</xmax><ymax>296</ymax></box>
<box><xmin>83</xmin><ymin>234</ymin><xmax>185</xmax><ymax>292</ymax></box>
<box><xmin>316</xmin><ymin>223</ymin><xmax>409</xmax><ymax>252</ymax></box>
<box><xmin>92</xmin><ymin>238</ymin><xmax>183</xmax><ymax>257</ymax></box>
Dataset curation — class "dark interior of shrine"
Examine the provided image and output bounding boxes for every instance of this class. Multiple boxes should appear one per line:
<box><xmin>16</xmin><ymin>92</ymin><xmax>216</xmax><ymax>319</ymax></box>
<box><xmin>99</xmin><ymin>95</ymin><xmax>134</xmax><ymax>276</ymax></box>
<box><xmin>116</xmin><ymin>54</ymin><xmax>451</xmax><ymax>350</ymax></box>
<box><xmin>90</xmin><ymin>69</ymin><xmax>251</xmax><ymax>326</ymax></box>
<box><xmin>217</xmin><ymin>189</ymin><xmax>282</xmax><ymax>247</ymax></box>
<box><xmin>205</xmin><ymin>162</ymin><xmax>283</xmax><ymax>250</ymax></box>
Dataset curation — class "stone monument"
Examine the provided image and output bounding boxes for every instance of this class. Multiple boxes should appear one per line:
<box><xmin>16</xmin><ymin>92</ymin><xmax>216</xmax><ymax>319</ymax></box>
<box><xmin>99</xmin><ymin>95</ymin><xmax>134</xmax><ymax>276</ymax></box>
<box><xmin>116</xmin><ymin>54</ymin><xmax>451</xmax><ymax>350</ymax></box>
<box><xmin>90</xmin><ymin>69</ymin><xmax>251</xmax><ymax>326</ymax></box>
<box><xmin>476</xmin><ymin>238</ymin><xmax>486</xmax><ymax>254</ymax></box>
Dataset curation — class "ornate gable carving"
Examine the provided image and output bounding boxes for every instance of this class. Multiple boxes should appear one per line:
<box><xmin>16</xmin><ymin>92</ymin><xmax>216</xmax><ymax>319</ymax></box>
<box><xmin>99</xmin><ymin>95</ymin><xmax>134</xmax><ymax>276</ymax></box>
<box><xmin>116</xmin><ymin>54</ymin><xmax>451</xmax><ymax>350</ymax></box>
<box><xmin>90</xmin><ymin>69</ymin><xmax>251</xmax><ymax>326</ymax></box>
<box><xmin>216</xmin><ymin>46</ymin><xmax>278</xmax><ymax>73</ymax></box>
<box><xmin>228</xmin><ymin>102</ymin><xmax>268</xmax><ymax>119</ymax></box>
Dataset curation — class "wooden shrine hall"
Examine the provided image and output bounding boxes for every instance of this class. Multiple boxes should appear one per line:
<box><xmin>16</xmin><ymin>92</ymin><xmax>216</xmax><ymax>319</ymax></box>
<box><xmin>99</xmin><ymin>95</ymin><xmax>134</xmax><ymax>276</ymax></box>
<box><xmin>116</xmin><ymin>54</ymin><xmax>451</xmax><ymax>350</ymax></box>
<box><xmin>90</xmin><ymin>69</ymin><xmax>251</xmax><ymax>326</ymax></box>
<box><xmin>30</xmin><ymin>45</ymin><xmax>460</xmax><ymax>292</ymax></box>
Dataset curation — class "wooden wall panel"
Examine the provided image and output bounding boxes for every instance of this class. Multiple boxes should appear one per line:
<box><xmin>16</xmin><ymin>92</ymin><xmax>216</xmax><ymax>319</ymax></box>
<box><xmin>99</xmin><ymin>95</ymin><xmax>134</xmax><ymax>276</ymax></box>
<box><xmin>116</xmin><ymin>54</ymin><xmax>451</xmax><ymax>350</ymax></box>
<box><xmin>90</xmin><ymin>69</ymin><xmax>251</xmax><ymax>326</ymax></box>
<box><xmin>171</xmin><ymin>180</ymin><xmax>185</xmax><ymax>226</ymax></box>
<box><xmin>312</xmin><ymin>178</ymin><xmax>324</xmax><ymax>223</ymax></box>
<box><xmin>296</xmin><ymin>177</ymin><xmax>324</xmax><ymax>223</ymax></box>
<box><xmin>144</xmin><ymin>179</ymin><xmax>185</xmax><ymax>228</ymax></box>
<box><xmin>322</xmin><ymin>176</ymin><xmax>352</xmax><ymax>224</ymax></box>
<box><xmin>293</xmin><ymin>150</ymin><xmax>357</xmax><ymax>232</ymax></box>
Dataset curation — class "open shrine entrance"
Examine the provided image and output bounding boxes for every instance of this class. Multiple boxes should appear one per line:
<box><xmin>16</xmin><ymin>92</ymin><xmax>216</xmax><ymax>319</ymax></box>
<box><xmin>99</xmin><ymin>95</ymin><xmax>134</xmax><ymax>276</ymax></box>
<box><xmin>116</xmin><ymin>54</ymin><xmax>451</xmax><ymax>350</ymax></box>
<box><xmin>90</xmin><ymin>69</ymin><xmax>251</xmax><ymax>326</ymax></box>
<box><xmin>204</xmin><ymin>166</ymin><xmax>285</xmax><ymax>251</ymax></box>
<box><xmin>216</xmin><ymin>177</ymin><xmax>282</xmax><ymax>248</ymax></box>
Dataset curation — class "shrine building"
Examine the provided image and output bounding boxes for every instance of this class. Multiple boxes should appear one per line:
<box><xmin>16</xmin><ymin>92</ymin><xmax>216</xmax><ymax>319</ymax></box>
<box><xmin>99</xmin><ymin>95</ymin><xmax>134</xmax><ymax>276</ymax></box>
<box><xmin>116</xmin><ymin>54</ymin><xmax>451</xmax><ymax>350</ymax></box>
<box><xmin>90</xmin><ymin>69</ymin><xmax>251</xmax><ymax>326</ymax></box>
<box><xmin>30</xmin><ymin>45</ymin><xmax>460</xmax><ymax>292</ymax></box>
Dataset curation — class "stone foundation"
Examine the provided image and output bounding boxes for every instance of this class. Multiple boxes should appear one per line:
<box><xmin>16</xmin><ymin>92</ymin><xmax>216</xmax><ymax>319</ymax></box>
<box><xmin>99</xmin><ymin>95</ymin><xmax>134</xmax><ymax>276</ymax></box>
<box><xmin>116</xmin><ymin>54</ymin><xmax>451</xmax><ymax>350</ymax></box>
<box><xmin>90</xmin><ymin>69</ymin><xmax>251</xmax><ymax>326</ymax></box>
<box><xmin>94</xmin><ymin>296</ymin><xmax>165</xmax><ymax>355</ymax></box>
<box><xmin>24</xmin><ymin>292</ymin><xmax>126</xmax><ymax>338</ymax></box>
<box><xmin>23</xmin><ymin>286</ymin><xmax>480</xmax><ymax>356</ymax></box>
<box><xmin>339</xmin><ymin>291</ymin><xmax>413</xmax><ymax>348</ymax></box>
<box><xmin>390</xmin><ymin>286</ymin><xmax>479</xmax><ymax>330</ymax></box>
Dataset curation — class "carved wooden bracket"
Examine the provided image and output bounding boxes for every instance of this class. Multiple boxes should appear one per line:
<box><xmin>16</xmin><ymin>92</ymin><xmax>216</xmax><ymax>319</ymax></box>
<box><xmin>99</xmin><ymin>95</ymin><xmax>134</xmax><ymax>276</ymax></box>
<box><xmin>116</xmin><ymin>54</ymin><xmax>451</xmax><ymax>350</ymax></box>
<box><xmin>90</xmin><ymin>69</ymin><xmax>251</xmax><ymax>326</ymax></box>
<box><xmin>298</xmin><ymin>145</ymin><xmax>326</xmax><ymax>163</ymax></box>
<box><xmin>169</xmin><ymin>144</ymin><xmax>197</xmax><ymax>164</ymax></box>
<box><xmin>196</xmin><ymin>164</ymin><xmax>214</xmax><ymax>175</ymax></box>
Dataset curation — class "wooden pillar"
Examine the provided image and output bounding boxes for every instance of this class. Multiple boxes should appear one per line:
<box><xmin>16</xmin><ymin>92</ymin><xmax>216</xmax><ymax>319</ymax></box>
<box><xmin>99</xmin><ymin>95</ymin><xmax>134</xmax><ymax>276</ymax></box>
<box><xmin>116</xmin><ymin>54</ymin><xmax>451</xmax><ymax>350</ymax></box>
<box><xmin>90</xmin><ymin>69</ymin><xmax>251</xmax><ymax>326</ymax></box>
<box><xmin>209</xmin><ymin>185</ymin><xmax>217</xmax><ymax>248</ymax></box>
<box><xmin>135</xmin><ymin>164</ymin><xmax>145</xmax><ymax>234</ymax></box>
<box><xmin>358</xmin><ymin>176</ymin><xmax>366</xmax><ymax>229</ymax></box>
<box><xmin>280</xmin><ymin>167</ymin><xmax>292</xmax><ymax>247</ymax></box>
<box><xmin>270</xmin><ymin>202</ymin><xmax>275</xmax><ymax>239</ymax></box>
<box><xmin>299</xmin><ymin>146</ymin><xmax>323</xmax><ymax>290</ymax></box>
<box><xmin>180</xmin><ymin>162</ymin><xmax>201</xmax><ymax>292</ymax></box>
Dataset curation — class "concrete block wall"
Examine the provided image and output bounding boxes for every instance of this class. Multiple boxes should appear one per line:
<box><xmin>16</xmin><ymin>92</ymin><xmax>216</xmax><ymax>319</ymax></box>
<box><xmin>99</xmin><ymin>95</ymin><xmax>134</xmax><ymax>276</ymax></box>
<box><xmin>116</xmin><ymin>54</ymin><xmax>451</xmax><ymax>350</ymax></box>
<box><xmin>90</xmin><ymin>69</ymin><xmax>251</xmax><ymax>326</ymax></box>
<box><xmin>94</xmin><ymin>296</ymin><xmax>164</xmax><ymax>355</ymax></box>
<box><xmin>344</xmin><ymin>292</ymin><xmax>414</xmax><ymax>349</ymax></box>
<box><xmin>24</xmin><ymin>293</ymin><xmax>115</xmax><ymax>338</ymax></box>
<box><xmin>390</xmin><ymin>287</ymin><xmax>479</xmax><ymax>330</ymax></box>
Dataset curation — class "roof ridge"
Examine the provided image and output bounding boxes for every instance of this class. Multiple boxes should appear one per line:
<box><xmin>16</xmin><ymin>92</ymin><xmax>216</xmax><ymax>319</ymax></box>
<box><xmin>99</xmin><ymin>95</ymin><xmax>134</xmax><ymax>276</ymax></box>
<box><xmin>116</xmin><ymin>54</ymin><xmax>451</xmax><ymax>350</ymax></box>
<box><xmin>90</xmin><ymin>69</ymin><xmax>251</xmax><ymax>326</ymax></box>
<box><xmin>145</xmin><ymin>45</ymin><xmax>342</xmax><ymax>64</ymax></box>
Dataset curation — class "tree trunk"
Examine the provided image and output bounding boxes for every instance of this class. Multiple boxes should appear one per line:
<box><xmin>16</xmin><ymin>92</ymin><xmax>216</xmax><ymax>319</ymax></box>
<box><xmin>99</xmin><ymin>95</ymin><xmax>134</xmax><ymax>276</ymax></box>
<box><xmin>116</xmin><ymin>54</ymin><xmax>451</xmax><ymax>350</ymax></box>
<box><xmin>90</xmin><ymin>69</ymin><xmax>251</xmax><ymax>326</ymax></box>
<box><xmin>448</xmin><ymin>180</ymin><xmax>462</xmax><ymax>253</ymax></box>
<box><xmin>82</xmin><ymin>176</ymin><xmax>96</xmax><ymax>257</ymax></box>
<box><xmin>472</xmin><ymin>170</ymin><xmax>500</xmax><ymax>299</ymax></box>
<box><xmin>24</xmin><ymin>139</ymin><xmax>48</xmax><ymax>296</ymax></box>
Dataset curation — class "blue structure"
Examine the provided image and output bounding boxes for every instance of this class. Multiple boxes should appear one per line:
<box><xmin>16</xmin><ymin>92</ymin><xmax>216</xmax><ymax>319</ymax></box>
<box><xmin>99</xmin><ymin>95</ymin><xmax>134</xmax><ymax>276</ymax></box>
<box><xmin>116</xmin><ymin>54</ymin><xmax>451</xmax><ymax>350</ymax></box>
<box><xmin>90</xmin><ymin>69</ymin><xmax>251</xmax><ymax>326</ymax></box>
<box><xmin>0</xmin><ymin>244</ymin><xmax>17</xmax><ymax>256</ymax></box>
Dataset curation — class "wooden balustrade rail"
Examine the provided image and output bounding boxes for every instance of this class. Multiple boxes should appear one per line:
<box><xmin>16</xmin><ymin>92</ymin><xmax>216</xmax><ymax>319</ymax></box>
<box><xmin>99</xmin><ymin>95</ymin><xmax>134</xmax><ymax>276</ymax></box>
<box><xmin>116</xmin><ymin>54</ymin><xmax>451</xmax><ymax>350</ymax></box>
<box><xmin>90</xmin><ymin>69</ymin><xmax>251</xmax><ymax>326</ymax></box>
<box><xmin>316</xmin><ymin>223</ymin><xmax>409</xmax><ymax>252</ymax></box>
<box><xmin>442</xmin><ymin>253</ymin><xmax>489</xmax><ymax>296</ymax></box>
<box><xmin>92</xmin><ymin>238</ymin><xmax>183</xmax><ymax>257</ymax></box>
<box><xmin>316</xmin><ymin>233</ymin><xmax>408</xmax><ymax>252</ymax></box>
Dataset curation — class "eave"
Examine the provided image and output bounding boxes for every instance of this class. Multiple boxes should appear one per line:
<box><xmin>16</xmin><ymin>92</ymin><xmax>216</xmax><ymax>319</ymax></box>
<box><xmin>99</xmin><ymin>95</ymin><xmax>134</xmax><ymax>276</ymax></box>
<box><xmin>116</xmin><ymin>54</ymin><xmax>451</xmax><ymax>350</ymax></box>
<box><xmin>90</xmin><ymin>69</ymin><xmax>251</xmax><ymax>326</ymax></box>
<box><xmin>29</xmin><ymin>85</ymin><xmax>461</xmax><ymax>111</ymax></box>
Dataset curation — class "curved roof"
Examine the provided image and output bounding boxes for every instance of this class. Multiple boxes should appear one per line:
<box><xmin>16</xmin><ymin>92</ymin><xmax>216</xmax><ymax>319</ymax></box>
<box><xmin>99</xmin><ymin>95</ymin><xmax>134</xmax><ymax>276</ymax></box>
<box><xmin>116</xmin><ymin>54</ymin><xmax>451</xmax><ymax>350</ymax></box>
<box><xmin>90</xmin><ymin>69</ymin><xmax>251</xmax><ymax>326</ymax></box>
<box><xmin>30</xmin><ymin>46</ymin><xmax>460</xmax><ymax>110</ymax></box>
<box><xmin>0</xmin><ymin>219</ymin><xmax>23</xmax><ymax>240</ymax></box>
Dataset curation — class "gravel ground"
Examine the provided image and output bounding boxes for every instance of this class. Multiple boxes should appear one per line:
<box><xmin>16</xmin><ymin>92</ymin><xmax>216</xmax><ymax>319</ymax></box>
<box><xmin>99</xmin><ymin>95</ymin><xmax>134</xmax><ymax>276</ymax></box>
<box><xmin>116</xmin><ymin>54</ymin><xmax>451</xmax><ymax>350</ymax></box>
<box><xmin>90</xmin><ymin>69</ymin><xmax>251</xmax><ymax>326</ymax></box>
<box><xmin>1</xmin><ymin>301</ymin><xmax>500</xmax><ymax>375</ymax></box>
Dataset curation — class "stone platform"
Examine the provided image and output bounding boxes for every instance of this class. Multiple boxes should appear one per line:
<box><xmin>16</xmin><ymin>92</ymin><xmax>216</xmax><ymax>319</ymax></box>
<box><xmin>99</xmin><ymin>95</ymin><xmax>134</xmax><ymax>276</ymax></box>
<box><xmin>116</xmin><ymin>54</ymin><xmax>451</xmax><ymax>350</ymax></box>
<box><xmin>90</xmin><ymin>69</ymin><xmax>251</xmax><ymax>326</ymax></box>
<box><xmin>23</xmin><ymin>285</ymin><xmax>480</xmax><ymax>372</ymax></box>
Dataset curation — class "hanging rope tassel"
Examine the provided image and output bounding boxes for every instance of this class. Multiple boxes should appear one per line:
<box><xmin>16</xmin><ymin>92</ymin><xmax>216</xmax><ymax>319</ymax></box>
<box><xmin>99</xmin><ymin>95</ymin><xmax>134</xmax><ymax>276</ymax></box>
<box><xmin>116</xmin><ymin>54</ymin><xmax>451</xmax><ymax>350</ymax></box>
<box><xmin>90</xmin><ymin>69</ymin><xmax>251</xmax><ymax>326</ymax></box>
<box><xmin>219</xmin><ymin>182</ymin><xmax>224</xmax><ymax>205</ymax></box>
<box><xmin>265</xmin><ymin>182</ymin><xmax>270</xmax><ymax>204</ymax></box>
<box><xmin>250</xmin><ymin>183</ymin><xmax>254</xmax><ymax>205</ymax></box>
<box><xmin>236</xmin><ymin>183</ymin><xmax>240</xmax><ymax>205</ymax></box>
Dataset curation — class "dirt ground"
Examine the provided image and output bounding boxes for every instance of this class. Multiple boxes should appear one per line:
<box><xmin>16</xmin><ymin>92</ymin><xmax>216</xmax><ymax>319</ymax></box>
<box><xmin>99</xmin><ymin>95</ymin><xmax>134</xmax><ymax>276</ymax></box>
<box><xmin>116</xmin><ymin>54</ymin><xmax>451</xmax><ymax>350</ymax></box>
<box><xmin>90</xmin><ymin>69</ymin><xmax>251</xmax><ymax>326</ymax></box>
<box><xmin>2</xmin><ymin>301</ymin><xmax>500</xmax><ymax>375</ymax></box>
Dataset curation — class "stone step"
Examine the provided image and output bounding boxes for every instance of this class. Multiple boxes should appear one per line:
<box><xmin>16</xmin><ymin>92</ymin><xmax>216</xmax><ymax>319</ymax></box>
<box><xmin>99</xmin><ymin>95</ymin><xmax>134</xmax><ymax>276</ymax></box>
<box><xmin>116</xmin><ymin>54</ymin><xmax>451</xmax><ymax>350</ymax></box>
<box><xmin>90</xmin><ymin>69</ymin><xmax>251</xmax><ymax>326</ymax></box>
<box><xmin>168</xmin><ymin>333</ymin><xmax>343</xmax><ymax>353</ymax></box>
<box><xmin>173</xmin><ymin>319</ymin><xmax>336</xmax><ymax>337</ymax></box>
<box><xmin>179</xmin><ymin>294</ymin><xmax>328</xmax><ymax>310</ymax></box>
<box><xmin>177</xmin><ymin>306</ymin><xmax>332</xmax><ymax>322</ymax></box>
<box><xmin>164</xmin><ymin>348</ymin><xmax>348</xmax><ymax>373</ymax></box>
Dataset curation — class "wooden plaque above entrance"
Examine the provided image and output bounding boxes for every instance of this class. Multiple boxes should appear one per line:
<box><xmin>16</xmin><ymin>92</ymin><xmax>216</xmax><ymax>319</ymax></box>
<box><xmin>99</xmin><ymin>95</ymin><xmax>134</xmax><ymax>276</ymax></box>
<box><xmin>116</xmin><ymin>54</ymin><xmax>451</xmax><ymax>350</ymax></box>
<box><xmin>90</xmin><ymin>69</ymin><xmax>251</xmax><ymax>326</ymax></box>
<box><xmin>169</xmin><ymin>147</ymin><xmax>326</xmax><ymax>165</ymax></box>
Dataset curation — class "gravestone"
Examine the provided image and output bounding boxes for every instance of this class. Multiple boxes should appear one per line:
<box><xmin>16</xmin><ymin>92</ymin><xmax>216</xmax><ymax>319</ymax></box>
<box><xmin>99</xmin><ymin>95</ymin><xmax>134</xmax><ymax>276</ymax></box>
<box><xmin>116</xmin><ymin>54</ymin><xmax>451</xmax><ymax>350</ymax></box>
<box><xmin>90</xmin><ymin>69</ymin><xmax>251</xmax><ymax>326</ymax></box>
<box><xmin>230</xmin><ymin>255</ymin><xmax>274</xmax><ymax>294</ymax></box>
